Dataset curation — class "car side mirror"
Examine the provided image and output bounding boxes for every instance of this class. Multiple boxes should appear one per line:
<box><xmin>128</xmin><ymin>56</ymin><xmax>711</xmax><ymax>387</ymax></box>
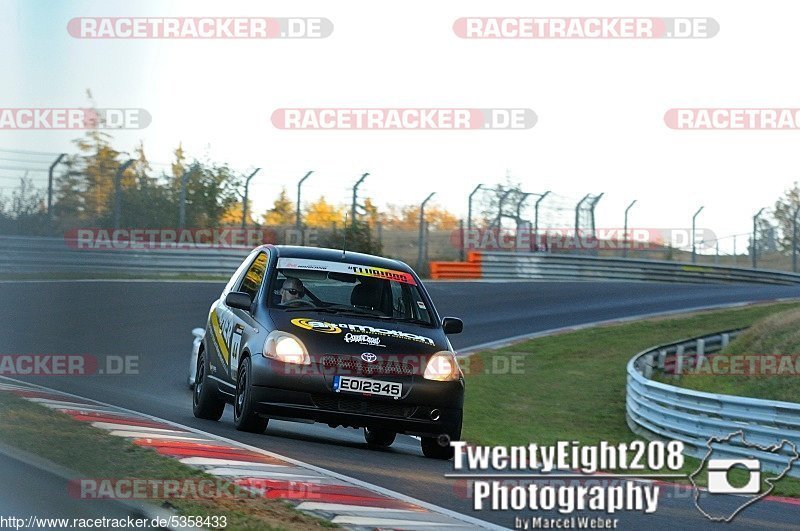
<box><xmin>225</xmin><ymin>291</ymin><xmax>252</xmax><ymax>311</ymax></box>
<box><xmin>442</xmin><ymin>317</ymin><xmax>463</xmax><ymax>335</ymax></box>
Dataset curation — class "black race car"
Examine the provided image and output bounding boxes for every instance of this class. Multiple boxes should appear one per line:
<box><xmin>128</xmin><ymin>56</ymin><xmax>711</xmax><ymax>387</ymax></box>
<box><xmin>192</xmin><ymin>245</ymin><xmax>464</xmax><ymax>459</ymax></box>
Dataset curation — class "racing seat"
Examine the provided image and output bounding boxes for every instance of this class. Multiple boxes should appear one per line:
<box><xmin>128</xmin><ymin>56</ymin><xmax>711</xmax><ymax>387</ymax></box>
<box><xmin>350</xmin><ymin>280</ymin><xmax>387</xmax><ymax>314</ymax></box>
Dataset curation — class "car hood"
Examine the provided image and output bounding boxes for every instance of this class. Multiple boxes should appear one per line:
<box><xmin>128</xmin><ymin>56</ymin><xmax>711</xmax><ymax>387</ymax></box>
<box><xmin>269</xmin><ymin>309</ymin><xmax>448</xmax><ymax>357</ymax></box>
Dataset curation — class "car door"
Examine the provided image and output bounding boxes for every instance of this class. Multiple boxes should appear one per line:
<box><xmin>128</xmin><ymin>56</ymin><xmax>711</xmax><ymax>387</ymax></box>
<box><xmin>225</xmin><ymin>250</ymin><xmax>270</xmax><ymax>385</ymax></box>
<box><xmin>207</xmin><ymin>250</ymin><xmax>257</xmax><ymax>391</ymax></box>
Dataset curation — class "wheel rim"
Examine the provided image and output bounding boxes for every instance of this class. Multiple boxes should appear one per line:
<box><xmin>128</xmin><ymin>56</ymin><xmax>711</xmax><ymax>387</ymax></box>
<box><xmin>194</xmin><ymin>354</ymin><xmax>204</xmax><ymax>404</ymax></box>
<box><xmin>235</xmin><ymin>361</ymin><xmax>247</xmax><ymax>419</ymax></box>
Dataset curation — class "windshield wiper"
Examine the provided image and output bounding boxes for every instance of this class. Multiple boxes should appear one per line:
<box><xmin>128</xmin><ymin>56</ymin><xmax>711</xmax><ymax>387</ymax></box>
<box><xmin>374</xmin><ymin>315</ymin><xmax>433</xmax><ymax>326</ymax></box>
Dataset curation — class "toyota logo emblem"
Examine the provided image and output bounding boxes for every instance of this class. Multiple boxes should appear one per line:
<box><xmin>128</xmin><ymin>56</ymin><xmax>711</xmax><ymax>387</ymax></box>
<box><xmin>361</xmin><ymin>352</ymin><xmax>377</xmax><ymax>363</ymax></box>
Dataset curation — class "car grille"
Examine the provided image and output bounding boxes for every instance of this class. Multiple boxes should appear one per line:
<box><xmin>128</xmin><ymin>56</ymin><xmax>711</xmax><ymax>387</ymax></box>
<box><xmin>312</xmin><ymin>394</ymin><xmax>418</xmax><ymax>418</ymax></box>
<box><xmin>319</xmin><ymin>355</ymin><xmax>417</xmax><ymax>376</ymax></box>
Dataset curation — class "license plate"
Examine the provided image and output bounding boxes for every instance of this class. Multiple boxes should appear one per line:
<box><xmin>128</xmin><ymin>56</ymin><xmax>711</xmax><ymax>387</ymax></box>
<box><xmin>333</xmin><ymin>375</ymin><xmax>402</xmax><ymax>398</ymax></box>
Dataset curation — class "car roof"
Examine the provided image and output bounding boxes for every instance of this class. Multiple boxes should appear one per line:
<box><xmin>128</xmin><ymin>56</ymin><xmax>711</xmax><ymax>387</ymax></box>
<box><xmin>258</xmin><ymin>245</ymin><xmax>415</xmax><ymax>274</ymax></box>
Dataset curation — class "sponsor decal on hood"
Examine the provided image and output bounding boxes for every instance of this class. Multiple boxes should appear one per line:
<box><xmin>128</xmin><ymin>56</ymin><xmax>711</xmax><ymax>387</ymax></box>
<box><xmin>291</xmin><ymin>317</ymin><xmax>435</xmax><ymax>346</ymax></box>
<box><xmin>344</xmin><ymin>333</ymin><xmax>383</xmax><ymax>347</ymax></box>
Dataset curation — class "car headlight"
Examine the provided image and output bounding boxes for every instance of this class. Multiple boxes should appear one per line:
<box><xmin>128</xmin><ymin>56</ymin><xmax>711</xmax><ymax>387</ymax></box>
<box><xmin>424</xmin><ymin>351</ymin><xmax>461</xmax><ymax>381</ymax></box>
<box><xmin>264</xmin><ymin>331</ymin><xmax>310</xmax><ymax>365</ymax></box>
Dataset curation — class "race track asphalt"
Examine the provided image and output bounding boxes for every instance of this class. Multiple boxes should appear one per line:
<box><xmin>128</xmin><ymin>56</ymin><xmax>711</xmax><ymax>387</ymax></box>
<box><xmin>2</xmin><ymin>280</ymin><xmax>799</xmax><ymax>529</ymax></box>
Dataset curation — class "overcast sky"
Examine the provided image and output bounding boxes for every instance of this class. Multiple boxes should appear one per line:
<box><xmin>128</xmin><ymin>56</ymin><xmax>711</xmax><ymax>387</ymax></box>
<box><xmin>2</xmin><ymin>0</ymin><xmax>799</xmax><ymax>251</ymax></box>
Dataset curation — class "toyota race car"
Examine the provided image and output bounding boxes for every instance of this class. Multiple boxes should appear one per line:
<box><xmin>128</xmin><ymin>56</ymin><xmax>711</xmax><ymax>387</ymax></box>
<box><xmin>192</xmin><ymin>245</ymin><xmax>465</xmax><ymax>459</ymax></box>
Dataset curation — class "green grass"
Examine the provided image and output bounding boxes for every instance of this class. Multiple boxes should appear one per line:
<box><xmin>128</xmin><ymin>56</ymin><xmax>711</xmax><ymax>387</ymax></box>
<box><xmin>462</xmin><ymin>302</ymin><xmax>800</xmax><ymax>496</ymax></box>
<box><xmin>662</xmin><ymin>307</ymin><xmax>800</xmax><ymax>403</ymax></box>
<box><xmin>0</xmin><ymin>393</ymin><xmax>335</xmax><ymax>530</ymax></box>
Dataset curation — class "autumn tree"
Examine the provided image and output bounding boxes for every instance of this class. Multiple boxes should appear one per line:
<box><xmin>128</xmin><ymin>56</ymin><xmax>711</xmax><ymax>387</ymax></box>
<box><xmin>0</xmin><ymin>177</ymin><xmax>48</xmax><ymax>235</ymax></box>
<box><xmin>53</xmin><ymin>156</ymin><xmax>86</xmax><ymax>228</ymax></box>
<box><xmin>362</xmin><ymin>197</ymin><xmax>383</xmax><ymax>227</ymax></box>
<box><xmin>384</xmin><ymin>203</ymin><xmax>459</xmax><ymax>230</ymax></box>
<box><xmin>72</xmin><ymin>128</ymin><xmax>123</xmax><ymax>221</ymax></box>
<box><xmin>263</xmin><ymin>187</ymin><xmax>295</xmax><ymax>225</ymax></box>
<box><xmin>175</xmin><ymin>160</ymin><xmax>242</xmax><ymax>228</ymax></box>
<box><xmin>304</xmin><ymin>196</ymin><xmax>345</xmax><ymax>228</ymax></box>
<box><xmin>772</xmin><ymin>181</ymin><xmax>800</xmax><ymax>251</ymax></box>
<box><xmin>220</xmin><ymin>202</ymin><xmax>247</xmax><ymax>225</ymax></box>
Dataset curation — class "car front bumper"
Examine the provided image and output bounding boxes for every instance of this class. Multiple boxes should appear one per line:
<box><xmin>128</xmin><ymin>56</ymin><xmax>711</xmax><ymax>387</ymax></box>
<box><xmin>249</xmin><ymin>356</ymin><xmax>464</xmax><ymax>438</ymax></box>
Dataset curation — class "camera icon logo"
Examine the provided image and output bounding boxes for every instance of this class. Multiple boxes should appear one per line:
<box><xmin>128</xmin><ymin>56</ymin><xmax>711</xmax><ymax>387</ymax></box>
<box><xmin>707</xmin><ymin>459</ymin><xmax>760</xmax><ymax>494</ymax></box>
<box><xmin>690</xmin><ymin>431</ymin><xmax>799</xmax><ymax>522</ymax></box>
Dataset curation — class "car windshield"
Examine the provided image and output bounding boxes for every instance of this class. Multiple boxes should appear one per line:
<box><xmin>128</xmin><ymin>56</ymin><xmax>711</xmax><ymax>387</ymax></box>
<box><xmin>268</xmin><ymin>257</ymin><xmax>434</xmax><ymax>325</ymax></box>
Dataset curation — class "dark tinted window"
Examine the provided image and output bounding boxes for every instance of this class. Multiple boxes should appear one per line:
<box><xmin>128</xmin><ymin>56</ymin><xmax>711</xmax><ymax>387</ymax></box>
<box><xmin>238</xmin><ymin>252</ymin><xmax>268</xmax><ymax>302</ymax></box>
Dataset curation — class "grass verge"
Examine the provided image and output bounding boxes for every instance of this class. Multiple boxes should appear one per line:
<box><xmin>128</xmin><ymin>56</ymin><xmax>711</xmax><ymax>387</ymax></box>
<box><xmin>659</xmin><ymin>307</ymin><xmax>800</xmax><ymax>403</ymax></box>
<box><xmin>462</xmin><ymin>301</ymin><xmax>800</xmax><ymax>497</ymax></box>
<box><xmin>0</xmin><ymin>392</ymin><xmax>335</xmax><ymax>530</ymax></box>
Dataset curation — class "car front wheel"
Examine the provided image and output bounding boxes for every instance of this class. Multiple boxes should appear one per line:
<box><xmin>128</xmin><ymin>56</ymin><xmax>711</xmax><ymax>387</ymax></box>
<box><xmin>234</xmin><ymin>357</ymin><xmax>269</xmax><ymax>433</ymax></box>
<box><xmin>364</xmin><ymin>427</ymin><xmax>396</xmax><ymax>448</ymax></box>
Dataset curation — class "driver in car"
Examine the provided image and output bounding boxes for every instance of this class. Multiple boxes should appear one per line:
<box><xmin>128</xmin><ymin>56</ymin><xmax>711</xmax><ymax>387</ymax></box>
<box><xmin>280</xmin><ymin>277</ymin><xmax>306</xmax><ymax>305</ymax></box>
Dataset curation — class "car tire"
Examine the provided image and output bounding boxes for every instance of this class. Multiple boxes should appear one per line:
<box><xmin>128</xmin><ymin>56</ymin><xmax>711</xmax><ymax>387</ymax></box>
<box><xmin>234</xmin><ymin>357</ymin><xmax>269</xmax><ymax>433</ymax></box>
<box><xmin>421</xmin><ymin>432</ymin><xmax>458</xmax><ymax>460</ymax></box>
<box><xmin>192</xmin><ymin>350</ymin><xmax>225</xmax><ymax>421</ymax></box>
<box><xmin>364</xmin><ymin>427</ymin><xmax>396</xmax><ymax>448</ymax></box>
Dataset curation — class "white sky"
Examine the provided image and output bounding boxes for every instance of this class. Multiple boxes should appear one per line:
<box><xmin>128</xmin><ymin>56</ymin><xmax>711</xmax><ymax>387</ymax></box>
<box><xmin>2</xmin><ymin>0</ymin><xmax>800</xmax><ymax>250</ymax></box>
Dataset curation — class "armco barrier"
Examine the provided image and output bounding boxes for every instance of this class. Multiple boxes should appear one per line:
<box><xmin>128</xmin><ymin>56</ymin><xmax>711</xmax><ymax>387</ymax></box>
<box><xmin>6</xmin><ymin>236</ymin><xmax>800</xmax><ymax>285</ymax></box>
<box><xmin>0</xmin><ymin>236</ymin><xmax>250</xmax><ymax>276</ymax></box>
<box><xmin>626</xmin><ymin>329</ymin><xmax>800</xmax><ymax>477</ymax></box>
<box><xmin>432</xmin><ymin>251</ymin><xmax>800</xmax><ymax>285</ymax></box>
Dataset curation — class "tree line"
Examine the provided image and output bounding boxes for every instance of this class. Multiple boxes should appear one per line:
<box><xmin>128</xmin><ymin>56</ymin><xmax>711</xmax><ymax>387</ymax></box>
<box><xmin>0</xmin><ymin>128</ymin><xmax>459</xmax><ymax>238</ymax></box>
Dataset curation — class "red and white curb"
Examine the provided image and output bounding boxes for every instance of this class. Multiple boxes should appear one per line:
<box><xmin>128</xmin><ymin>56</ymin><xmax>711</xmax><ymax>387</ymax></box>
<box><xmin>0</xmin><ymin>377</ymin><xmax>503</xmax><ymax>531</ymax></box>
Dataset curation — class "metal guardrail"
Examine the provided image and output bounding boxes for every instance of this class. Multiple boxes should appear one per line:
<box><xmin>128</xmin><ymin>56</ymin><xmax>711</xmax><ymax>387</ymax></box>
<box><xmin>0</xmin><ymin>236</ymin><xmax>249</xmax><ymax>276</ymax></box>
<box><xmin>626</xmin><ymin>329</ymin><xmax>800</xmax><ymax>477</ymax></box>
<box><xmin>5</xmin><ymin>235</ymin><xmax>800</xmax><ymax>285</ymax></box>
<box><xmin>477</xmin><ymin>252</ymin><xmax>800</xmax><ymax>285</ymax></box>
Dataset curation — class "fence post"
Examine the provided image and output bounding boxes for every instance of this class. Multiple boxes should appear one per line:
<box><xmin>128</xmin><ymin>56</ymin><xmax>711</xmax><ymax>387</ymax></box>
<box><xmin>674</xmin><ymin>345</ymin><xmax>685</xmax><ymax>376</ymax></box>
<box><xmin>793</xmin><ymin>206</ymin><xmax>800</xmax><ymax>273</ymax></box>
<box><xmin>241</xmin><ymin>168</ymin><xmax>261</xmax><ymax>230</ymax></box>
<box><xmin>657</xmin><ymin>349</ymin><xmax>667</xmax><ymax>369</ymax></box>
<box><xmin>47</xmin><ymin>154</ymin><xmax>67</xmax><ymax>224</ymax></box>
<box><xmin>534</xmin><ymin>191</ymin><xmax>550</xmax><ymax>251</ymax></box>
<box><xmin>417</xmin><ymin>192</ymin><xmax>436</xmax><ymax>274</ymax></box>
<box><xmin>691</xmin><ymin>206</ymin><xmax>704</xmax><ymax>264</ymax></box>
<box><xmin>695</xmin><ymin>338</ymin><xmax>706</xmax><ymax>369</ymax></box>
<box><xmin>113</xmin><ymin>159</ymin><xmax>135</xmax><ymax>229</ymax></box>
<box><xmin>178</xmin><ymin>164</ymin><xmax>194</xmax><ymax>229</ymax></box>
<box><xmin>623</xmin><ymin>199</ymin><xmax>637</xmax><ymax>258</ymax></box>
<box><xmin>459</xmin><ymin>218</ymin><xmax>465</xmax><ymax>261</ymax></box>
<box><xmin>752</xmin><ymin>207</ymin><xmax>765</xmax><ymax>268</ymax></box>
<box><xmin>295</xmin><ymin>170</ymin><xmax>313</xmax><ymax>230</ymax></box>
